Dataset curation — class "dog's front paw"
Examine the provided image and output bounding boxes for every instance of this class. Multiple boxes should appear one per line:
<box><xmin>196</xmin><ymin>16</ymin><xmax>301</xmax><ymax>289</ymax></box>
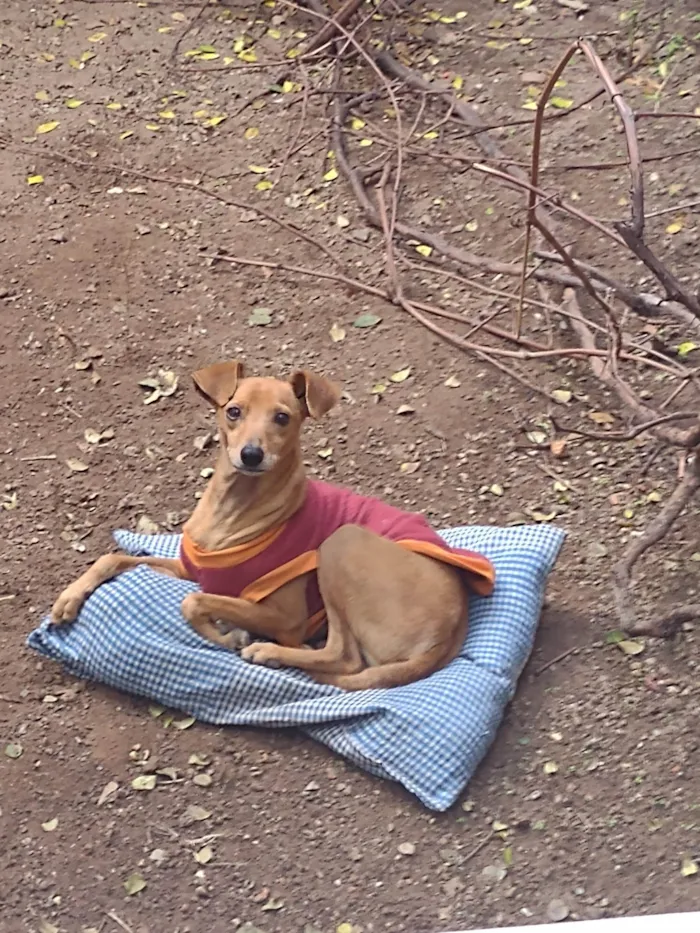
<box><xmin>220</xmin><ymin>625</ymin><xmax>252</xmax><ymax>650</ymax></box>
<box><xmin>240</xmin><ymin>641</ymin><xmax>282</xmax><ymax>669</ymax></box>
<box><xmin>50</xmin><ymin>586</ymin><xmax>89</xmax><ymax>625</ymax></box>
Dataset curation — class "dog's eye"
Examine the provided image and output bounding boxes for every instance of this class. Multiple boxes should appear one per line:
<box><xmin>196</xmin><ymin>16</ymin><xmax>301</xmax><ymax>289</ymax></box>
<box><xmin>226</xmin><ymin>406</ymin><xmax>242</xmax><ymax>421</ymax></box>
<box><xmin>274</xmin><ymin>411</ymin><xmax>290</xmax><ymax>427</ymax></box>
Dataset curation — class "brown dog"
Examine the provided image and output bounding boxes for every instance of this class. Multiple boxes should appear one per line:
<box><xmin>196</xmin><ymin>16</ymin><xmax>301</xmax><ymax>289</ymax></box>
<box><xmin>51</xmin><ymin>361</ymin><xmax>495</xmax><ymax>690</ymax></box>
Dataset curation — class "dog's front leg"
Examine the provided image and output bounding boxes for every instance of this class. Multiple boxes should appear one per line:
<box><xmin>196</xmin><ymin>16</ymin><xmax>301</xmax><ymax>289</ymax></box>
<box><xmin>52</xmin><ymin>555</ymin><xmax>186</xmax><ymax>624</ymax></box>
<box><xmin>181</xmin><ymin>592</ymin><xmax>306</xmax><ymax>653</ymax></box>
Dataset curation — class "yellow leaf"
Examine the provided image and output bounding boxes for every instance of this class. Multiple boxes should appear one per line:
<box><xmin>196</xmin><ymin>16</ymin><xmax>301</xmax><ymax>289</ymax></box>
<box><xmin>36</xmin><ymin>121</ymin><xmax>59</xmax><ymax>134</ymax></box>
<box><xmin>658</xmin><ymin>60</ymin><xmax>669</xmax><ymax>79</ymax></box>
<box><xmin>80</xmin><ymin>51</ymin><xmax>96</xmax><ymax>63</ymax></box>
<box><xmin>41</xmin><ymin>818</ymin><xmax>58</xmax><ymax>831</ymax></box>
<box><xmin>88</xmin><ymin>32</ymin><xmax>107</xmax><ymax>42</ymax></box>
<box><xmin>323</xmin><ymin>167</ymin><xmax>339</xmax><ymax>182</ymax></box>
<box><xmin>519</xmin><ymin>37</ymin><xmax>533</xmax><ymax>45</ymax></box>
<box><xmin>106</xmin><ymin>101</ymin><xmax>122</xmax><ymax>110</ymax></box>
<box><xmin>543</xmin><ymin>760</ymin><xmax>559</xmax><ymax>774</ymax></box>
<box><xmin>358</xmin><ymin>138</ymin><xmax>373</xmax><ymax>147</ymax></box>
<box><xmin>244</xmin><ymin>126</ymin><xmax>259</xmax><ymax>140</ymax></box>
<box><xmin>204</xmin><ymin>114</ymin><xmax>227</xmax><ymax>127</ymax></box>
<box><xmin>665</xmin><ymin>220</ymin><xmax>683</xmax><ymax>235</ymax></box>
<box><xmin>68</xmin><ymin>59</ymin><xmax>83</xmax><ymax>70</ymax></box>
<box><xmin>415</xmin><ymin>244</ymin><xmax>432</xmax><ymax>258</ymax></box>
<box><xmin>337</xmin><ymin>925</ymin><xmax>354</xmax><ymax>933</ymax></box>
<box><xmin>451</xmin><ymin>75</ymin><xmax>464</xmax><ymax>90</ymax></box>
<box><xmin>119</xmin><ymin>130</ymin><xmax>133</xmax><ymax>140</ymax></box>
<box><xmin>282</xmin><ymin>80</ymin><xmax>301</xmax><ymax>93</ymax></box>
<box><xmin>65</xmin><ymin>98</ymin><xmax>83</xmax><ymax>108</ymax></box>
<box><xmin>158</xmin><ymin>26</ymin><xmax>173</xmax><ymax>33</ymax></box>
<box><xmin>439</xmin><ymin>15</ymin><xmax>456</xmax><ymax>23</ymax></box>
<box><xmin>255</xmin><ymin>180</ymin><xmax>273</xmax><ymax>191</ymax></box>
<box><xmin>198</xmin><ymin>51</ymin><xmax>220</xmax><ymax>61</ymax></box>
<box><xmin>248</xmin><ymin>164</ymin><xmax>269</xmax><ymax>174</ymax></box>
<box><xmin>465</xmin><ymin>220</ymin><xmax>478</xmax><ymax>232</ymax></box>
<box><xmin>267</xmin><ymin>27</ymin><xmax>282</xmax><ymax>39</ymax></box>
<box><xmin>522</xmin><ymin>100</ymin><xmax>538</xmax><ymax>110</ymax></box>
<box><xmin>390</xmin><ymin>367</ymin><xmax>411</xmax><ymax>383</ymax></box>
<box><xmin>35</xmin><ymin>90</ymin><xmax>50</xmax><ymax>102</ymax></box>
<box><xmin>513</xmin><ymin>0</ymin><xmax>532</xmax><ymax>7</ymax></box>
<box><xmin>486</xmin><ymin>40</ymin><xmax>510</xmax><ymax>50</ymax></box>
<box><xmin>616</xmin><ymin>639</ymin><xmax>645</xmax><ymax>656</ymax></box>
<box><xmin>27</xmin><ymin>174</ymin><xmax>44</xmax><ymax>185</ymax></box>
<box><xmin>286</xmin><ymin>47</ymin><xmax>301</xmax><ymax>59</ymax></box>
<box><xmin>238</xmin><ymin>48</ymin><xmax>258</xmax><ymax>63</ymax></box>
<box><xmin>423</xmin><ymin>130</ymin><xmax>438</xmax><ymax>139</ymax></box>
<box><xmin>40</xmin><ymin>52</ymin><xmax>56</xmax><ymax>62</ymax></box>
<box><xmin>677</xmin><ymin>341</ymin><xmax>697</xmax><ymax>358</ymax></box>
<box><xmin>193</xmin><ymin>109</ymin><xmax>209</xmax><ymax>119</ymax></box>
<box><xmin>681</xmin><ymin>857</ymin><xmax>698</xmax><ymax>877</ymax></box>
<box><xmin>350</xmin><ymin>117</ymin><xmax>365</xmax><ymax>130</ymax></box>
<box><xmin>195</xmin><ymin>845</ymin><xmax>213</xmax><ymax>864</ymax></box>
<box><xmin>550</xmin><ymin>97</ymin><xmax>573</xmax><ymax>109</ymax></box>
<box><xmin>159</xmin><ymin>109</ymin><xmax>176</xmax><ymax>119</ymax></box>
<box><xmin>145</xmin><ymin>123</ymin><xmax>160</xmax><ymax>131</ymax></box>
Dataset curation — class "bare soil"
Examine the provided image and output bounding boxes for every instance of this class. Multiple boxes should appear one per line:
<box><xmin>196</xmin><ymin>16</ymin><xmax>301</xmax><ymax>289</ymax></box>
<box><xmin>1</xmin><ymin>1</ymin><xmax>699</xmax><ymax>931</ymax></box>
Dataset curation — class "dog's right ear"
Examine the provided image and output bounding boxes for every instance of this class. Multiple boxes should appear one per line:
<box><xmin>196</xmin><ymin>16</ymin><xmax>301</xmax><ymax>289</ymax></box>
<box><xmin>192</xmin><ymin>360</ymin><xmax>246</xmax><ymax>408</ymax></box>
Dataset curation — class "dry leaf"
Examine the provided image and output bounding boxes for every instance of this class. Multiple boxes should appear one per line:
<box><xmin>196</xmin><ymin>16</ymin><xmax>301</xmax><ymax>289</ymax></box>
<box><xmin>41</xmin><ymin>817</ymin><xmax>58</xmax><ymax>832</ymax></box>
<box><xmin>444</xmin><ymin>375</ymin><xmax>461</xmax><ymax>388</ymax></box>
<box><xmin>193</xmin><ymin>773</ymin><xmax>212</xmax><ymax>787</ymax></box>
<box><xmin>552</xmin><ymin>388</ymin><xmax>572</xmax><ymax>404</ymax></box>
<box><xmin>124</xmin><ymin>872</ymin><xmax>147</xmax><ymax>896</ymax></box>
<box><xmin>172</xmin><ymin>715</ymin><xmax>196</xmax><ymax>730</ymax></box>
<box><xmin>97</xmin><ymin>780</ymin><xmax>119</xmax><ymax>805</ymax></box>
<box><xmin>415</xmin><ymin>244</ymin><xmax>432</xmax><ymax>258</ymax></box>
<box><xmin>66</xmin><ymin>458</ymin><xmax>89</xmax><ymax>473</ymax></box>
<box><xmin>543</xmin><ymin>760</ymin><xmax>559</xmax><ymax>774</ymax></box>
<box><xmin>36</xmin><ymin>121</ymin><xmax>59</xmax><ymax>134</ymax></box>
<box><xmin>616</xmin><ymin>639</ymin><xmax>645</xmax><ymax>656</ymax></box>
<box><xmin>588</xmin><ymin>410</ymin><xmax>615</xmax><ymax>425</ymax></box>
<box><xmin>186</xmin><ymin>804</ymin><xmax>211</xmax><ymax>822</ymax></box>
<box><xmin>681</xmin><ymin>856</ymin><xmax>699</xmax><ymax>877</ymax></box>
<box><xmin>27</xmin><ymin>175</ymin><xmax>44</xmax><ymax>185</ymax></box>
<box><xmin>132</xmin><ymin>774</ymin><xmax>157</xmax><ymax>791</ymax></box>
<box><xmin>550</xmin><ymin>438</ymin><xmax>568</xmax><ymax>458</ymax></box>
<box><xmin>194</xmin><ymin>845</ymin><xmax>213</xmax><ymax>864</ymax></box>
<box><xmin>329</xmin><ymin>322</ymin><xmax>346</xmax><ymax>342</ymax></box>
<box><xmin>390</xmin><ymin>367</ymin><xmax>411</xmax><ymax>383</ymax></box>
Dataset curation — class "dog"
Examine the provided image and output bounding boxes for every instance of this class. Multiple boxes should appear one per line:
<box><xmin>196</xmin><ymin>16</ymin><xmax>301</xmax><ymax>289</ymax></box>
<box><xmin>51</xmin><ymin>360</ymin><xmax>495</xmax><ymax>690</ymax></box>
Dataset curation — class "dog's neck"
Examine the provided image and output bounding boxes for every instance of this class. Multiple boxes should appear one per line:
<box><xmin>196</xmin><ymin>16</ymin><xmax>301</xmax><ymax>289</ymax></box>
<box><xmin>183</xmin><ymin>445</ymin><xmax>307</xmax><ymax>551</ymax></box>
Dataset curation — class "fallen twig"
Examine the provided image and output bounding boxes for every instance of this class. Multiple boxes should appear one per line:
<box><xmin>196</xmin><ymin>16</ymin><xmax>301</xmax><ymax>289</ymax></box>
<box><xmin>612</xmin><ymin>452</ymin><xmax>700</xmax><ymax>637</ymax></box>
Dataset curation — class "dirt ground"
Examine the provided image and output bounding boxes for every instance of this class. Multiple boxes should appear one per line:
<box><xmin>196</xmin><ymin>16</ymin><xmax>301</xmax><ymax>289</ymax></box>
<box><xmin>1</xmin><ymin>0</ymin><xmax>699</xmax><ymax>930</ymax></box>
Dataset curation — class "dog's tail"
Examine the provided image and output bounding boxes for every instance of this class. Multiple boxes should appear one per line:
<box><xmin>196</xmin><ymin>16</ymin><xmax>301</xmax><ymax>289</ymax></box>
<box><xmin>319</xmin><ymin>644</ymin><xmax>451</xmax><ymax>692</ymax></box>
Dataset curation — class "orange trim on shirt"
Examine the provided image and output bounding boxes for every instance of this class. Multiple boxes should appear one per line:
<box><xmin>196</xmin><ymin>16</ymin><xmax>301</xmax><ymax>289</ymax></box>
<box><xmin>396</xmin><ymin>539</ymin><xmax>496</xmax><ymax>596</ymax></box>
<box><xmin>181</xmin><ymin>524</ymin><xmax>286</xmax><ymax>569</ymax></box>
<box><xmin>240</xmin><ymin>551</ymin><xmax>319</xmax><ymax>603</ymax></box>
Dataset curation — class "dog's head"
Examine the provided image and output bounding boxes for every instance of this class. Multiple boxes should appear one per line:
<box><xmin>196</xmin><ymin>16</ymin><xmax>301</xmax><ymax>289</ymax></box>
<box><xmin>192</xmin><ymin>360</ymin><xmax>340</xmax><ymax>475</ymax></box>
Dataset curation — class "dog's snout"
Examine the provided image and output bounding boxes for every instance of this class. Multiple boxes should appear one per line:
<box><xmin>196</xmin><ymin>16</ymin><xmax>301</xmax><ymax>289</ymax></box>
<box><xmin>240</xmin><ymin>444</ymin><xmax>265</xmax><ymax>469</ymax></box>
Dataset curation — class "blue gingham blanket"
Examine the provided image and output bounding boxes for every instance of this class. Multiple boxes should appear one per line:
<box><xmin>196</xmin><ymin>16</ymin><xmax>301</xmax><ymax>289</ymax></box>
<box><xmin>28</xmin><ymin>523</ymin><xmax>566</xmax><ymax>811</ymax></box>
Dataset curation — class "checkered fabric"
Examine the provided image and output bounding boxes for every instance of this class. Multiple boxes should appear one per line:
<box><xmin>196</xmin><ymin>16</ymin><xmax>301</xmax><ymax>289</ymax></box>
<box><xmin>28</xmin><ymin>523</ymin><xmax>565</xmax><ymax>811</ymax></box>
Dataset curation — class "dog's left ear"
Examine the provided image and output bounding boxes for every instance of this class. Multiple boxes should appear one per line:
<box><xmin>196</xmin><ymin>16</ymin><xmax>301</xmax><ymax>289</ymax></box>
<box><xmin>192</xmin><ymin>360</ymin><xmax>246</xmax><ymax>408</ymax></box>
<box><xmin>290</xmin><ymin>370</ymin><xmax>340</xmax><ymax>419</ymax></box>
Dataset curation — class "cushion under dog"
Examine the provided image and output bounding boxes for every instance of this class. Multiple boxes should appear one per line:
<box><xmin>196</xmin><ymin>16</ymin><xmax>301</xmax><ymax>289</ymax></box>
<box><xmin>28</xmin><ymin>523</ymin><xmax>566</xmax><ymax>811</ymax></box>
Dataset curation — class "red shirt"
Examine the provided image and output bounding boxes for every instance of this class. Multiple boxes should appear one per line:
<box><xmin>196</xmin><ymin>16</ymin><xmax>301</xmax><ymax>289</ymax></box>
<box><xmin>181</xmin><ymin>480</ymin><xmax>494</xmax><ymax>634</ymax></box>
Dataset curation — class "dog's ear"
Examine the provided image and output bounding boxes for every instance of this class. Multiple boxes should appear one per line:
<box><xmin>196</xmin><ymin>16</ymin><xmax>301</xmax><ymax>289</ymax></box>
<box><xmin>290</xmin><ymin>370</ymin><xmax>340</xmax><ymax>419</ymax></box>
<box><xmin>192</xmin><ymin>360</ymin><xmax>246</xmax><ymax>408</ymax></box>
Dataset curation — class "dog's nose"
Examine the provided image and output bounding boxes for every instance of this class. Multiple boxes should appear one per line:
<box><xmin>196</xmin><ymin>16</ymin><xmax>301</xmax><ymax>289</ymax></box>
<box><xmin>240</xmin><ymin>444</ymin><xmax>265</xmax><ymax>469</ymax></box>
